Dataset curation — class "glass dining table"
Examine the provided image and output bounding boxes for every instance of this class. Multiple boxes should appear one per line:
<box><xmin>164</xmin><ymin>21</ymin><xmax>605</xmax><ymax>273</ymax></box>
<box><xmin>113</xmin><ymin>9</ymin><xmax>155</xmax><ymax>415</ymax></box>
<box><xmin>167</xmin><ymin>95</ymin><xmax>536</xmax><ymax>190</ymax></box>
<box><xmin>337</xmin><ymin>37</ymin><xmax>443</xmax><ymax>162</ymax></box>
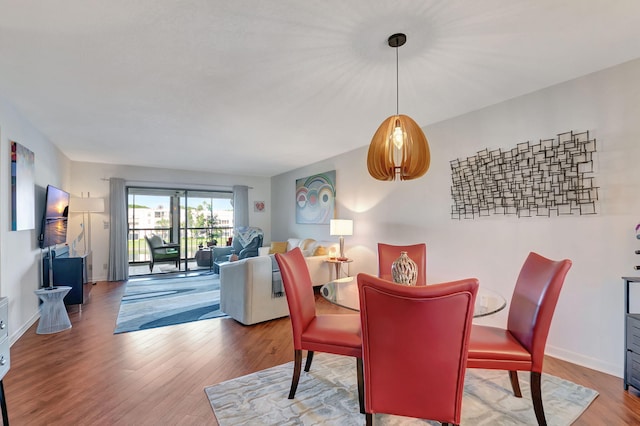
<box><xmin>320</xmin><ymin>276</ymin><xmax>507</xmax><ymax>318</ymax></box>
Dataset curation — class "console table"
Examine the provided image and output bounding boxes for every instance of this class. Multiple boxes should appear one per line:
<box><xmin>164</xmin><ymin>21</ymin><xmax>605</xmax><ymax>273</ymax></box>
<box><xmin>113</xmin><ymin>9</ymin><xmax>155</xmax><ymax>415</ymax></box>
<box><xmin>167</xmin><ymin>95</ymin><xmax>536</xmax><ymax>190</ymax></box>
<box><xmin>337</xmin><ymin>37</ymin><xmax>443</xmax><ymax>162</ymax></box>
<box><xmin>43</xmin><ymin>247</ymin><xmax>90</xmax><ymax>307</ymax></box>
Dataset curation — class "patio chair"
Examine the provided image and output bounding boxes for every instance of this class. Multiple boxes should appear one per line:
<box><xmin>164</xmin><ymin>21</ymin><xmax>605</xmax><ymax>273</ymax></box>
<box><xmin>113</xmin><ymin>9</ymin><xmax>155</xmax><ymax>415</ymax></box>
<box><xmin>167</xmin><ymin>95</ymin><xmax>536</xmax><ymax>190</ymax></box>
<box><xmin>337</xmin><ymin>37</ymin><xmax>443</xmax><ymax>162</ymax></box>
<box><xmin>145</xmin><ymin>234</ymin><xmax>180</xmax><ymax>272</ymax></box>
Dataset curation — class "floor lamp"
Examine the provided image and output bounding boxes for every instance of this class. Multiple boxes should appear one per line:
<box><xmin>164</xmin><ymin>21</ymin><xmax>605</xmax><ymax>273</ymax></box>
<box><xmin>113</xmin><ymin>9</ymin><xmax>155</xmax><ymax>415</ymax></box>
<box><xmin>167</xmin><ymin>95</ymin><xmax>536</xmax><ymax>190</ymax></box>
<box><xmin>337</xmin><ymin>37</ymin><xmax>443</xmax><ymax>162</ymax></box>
<box><xmin>69</xmin><ymin>193</ymin><xmax>105</xmax><ymax>282</ymax></box>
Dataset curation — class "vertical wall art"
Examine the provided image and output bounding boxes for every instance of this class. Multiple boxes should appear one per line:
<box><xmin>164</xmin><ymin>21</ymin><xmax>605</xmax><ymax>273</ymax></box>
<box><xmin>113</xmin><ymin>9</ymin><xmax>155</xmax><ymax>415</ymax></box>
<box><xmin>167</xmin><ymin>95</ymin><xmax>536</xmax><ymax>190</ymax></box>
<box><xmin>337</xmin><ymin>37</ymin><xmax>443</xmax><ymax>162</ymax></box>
<box><xmin>450</xmin><ymin>130</ymin><xmax>598</xmax><ymax>219</ymax></box>
<box><xmin>11</xmin><ymin>140</ymin><xmax>36</xmax><ymax>230</ymax></box>
<box><xmin>296</xmin><ymin>170</ymin><xmax>336</xmax><ymax>224</ymax></box>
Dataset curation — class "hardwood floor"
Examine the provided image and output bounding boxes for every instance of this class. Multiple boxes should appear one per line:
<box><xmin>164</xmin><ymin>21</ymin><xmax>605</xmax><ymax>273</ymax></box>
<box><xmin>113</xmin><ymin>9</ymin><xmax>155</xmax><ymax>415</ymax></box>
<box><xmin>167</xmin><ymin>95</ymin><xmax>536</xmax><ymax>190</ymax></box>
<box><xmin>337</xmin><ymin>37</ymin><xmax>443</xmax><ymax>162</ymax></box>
<box><xmin>4</xmin><ymin>280</ymin><xmax>640</xmax><ymax>425</ymax></box>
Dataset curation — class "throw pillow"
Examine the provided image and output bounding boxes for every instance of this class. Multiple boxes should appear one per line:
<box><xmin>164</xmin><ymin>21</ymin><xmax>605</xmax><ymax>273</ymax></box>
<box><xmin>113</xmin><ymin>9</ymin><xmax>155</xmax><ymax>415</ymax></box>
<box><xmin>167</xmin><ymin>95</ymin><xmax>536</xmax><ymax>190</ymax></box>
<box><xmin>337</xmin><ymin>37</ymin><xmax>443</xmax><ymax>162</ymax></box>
<box><xmin>269</xmin><ymin>241</ymin><xmax>288</xmax><ymax>254</ymax></box>
<box><xmin>313</xmin><ymin>245</ymin><xmax>327</xmax><ymax>256</ymax></box>
<box><xmin>300</xmin><ymin>238</ymin><xmax>316</xmax><ymax>257</ymax></box>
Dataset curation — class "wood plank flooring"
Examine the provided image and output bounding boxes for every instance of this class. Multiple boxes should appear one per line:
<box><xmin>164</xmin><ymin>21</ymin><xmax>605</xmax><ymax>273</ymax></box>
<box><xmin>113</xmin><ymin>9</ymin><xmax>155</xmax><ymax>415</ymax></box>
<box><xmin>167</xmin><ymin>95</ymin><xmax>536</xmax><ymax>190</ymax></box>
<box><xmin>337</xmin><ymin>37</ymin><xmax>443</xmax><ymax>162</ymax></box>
<box><xmin>4</xmin><ymin>280</ymin><xmax>640</xmax><ymax>425</ymax></box>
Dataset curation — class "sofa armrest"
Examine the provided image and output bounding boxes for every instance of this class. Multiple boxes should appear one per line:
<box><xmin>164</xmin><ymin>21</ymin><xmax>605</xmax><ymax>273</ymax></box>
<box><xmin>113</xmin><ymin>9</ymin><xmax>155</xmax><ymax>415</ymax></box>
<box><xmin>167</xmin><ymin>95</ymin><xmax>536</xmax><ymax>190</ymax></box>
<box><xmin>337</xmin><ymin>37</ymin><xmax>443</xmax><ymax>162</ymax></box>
<box><xmin>220</xmin><ymin>256</ymin><xmax>289</xmax><ymax>325</ymax></box>
<box><xmin>305</xmin><ymin>255</ymin><xmax>332</xmax><ymax>287</ymax></box>
<box><xmin>212</xmin><ymin>246</ymin><xmax>233</xmax><ymax>261</ymax></box>
<box><xmin>238</xmin><ymin>247</ymin><xmax>258</xmax><ymax>259</ymax></box>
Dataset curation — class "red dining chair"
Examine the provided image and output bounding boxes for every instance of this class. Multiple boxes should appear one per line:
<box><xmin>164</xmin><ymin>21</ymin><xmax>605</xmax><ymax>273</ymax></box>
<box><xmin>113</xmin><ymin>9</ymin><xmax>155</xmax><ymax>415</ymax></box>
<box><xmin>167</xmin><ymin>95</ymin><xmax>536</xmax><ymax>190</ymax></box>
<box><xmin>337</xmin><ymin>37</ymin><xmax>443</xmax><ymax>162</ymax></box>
<box><xmin>466</xmin><ymin>252</ymin><xmax>572</xmax><ymax>426</ymax></box>
<box><xmin>358</xmin><ymin>273</ymin><xmax>479</xmax><ymax>426</ymax></box>
<box><xmin>275</xmin><ymin>248</ymin><xmax>364</xmax><ymax>413</ymax></box>
<box><xmin>377</xmin><ymin>243</ymin><xmax>427</xmax><ymax>286</ymax></box>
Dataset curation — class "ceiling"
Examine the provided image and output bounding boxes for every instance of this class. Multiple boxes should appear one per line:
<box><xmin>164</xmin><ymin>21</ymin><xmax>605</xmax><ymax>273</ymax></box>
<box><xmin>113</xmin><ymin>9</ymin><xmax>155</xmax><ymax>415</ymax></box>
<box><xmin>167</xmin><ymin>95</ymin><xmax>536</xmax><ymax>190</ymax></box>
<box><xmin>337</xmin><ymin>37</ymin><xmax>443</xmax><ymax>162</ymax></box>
<box><xmin>1</xmin><ymin>1</ymin><xmax>640</xmax><ymax>177</ymax></box>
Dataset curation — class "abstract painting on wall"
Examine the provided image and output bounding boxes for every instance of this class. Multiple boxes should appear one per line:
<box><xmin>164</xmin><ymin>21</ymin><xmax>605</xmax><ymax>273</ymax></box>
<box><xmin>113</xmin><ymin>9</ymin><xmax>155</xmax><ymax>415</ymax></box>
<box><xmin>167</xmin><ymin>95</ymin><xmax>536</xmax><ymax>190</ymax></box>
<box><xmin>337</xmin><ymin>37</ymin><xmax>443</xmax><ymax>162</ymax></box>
<box><xmin>11</xmin><ymin>140</ymin><xmax>36</xmax><ymax>231</ymax></box>
<box><xmin>296</xmin><ymin>170</ymin><xmax>336</xmax><ymax>224</ymax></box>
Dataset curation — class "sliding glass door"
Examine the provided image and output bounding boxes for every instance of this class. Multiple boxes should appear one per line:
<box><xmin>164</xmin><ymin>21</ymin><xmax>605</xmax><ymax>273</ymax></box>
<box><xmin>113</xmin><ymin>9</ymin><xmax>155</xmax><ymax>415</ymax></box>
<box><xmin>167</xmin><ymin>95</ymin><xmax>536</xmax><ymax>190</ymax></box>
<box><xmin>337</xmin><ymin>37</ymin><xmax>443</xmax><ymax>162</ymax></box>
<box><xmin>181</xmin><ymin>190</ymin><xmax>234</xmax><ymax>259</ymax></box>
<box><xmin>127</xmin><ymin>187</ymin><xmax>233</xmax><ymax>274</ymax></box>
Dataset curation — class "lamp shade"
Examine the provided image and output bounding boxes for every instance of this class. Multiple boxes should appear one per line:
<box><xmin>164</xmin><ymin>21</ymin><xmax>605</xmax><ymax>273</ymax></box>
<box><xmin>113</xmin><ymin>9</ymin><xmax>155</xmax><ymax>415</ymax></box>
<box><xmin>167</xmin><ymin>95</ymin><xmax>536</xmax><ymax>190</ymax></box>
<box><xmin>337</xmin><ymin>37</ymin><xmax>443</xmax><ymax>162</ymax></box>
<box><xmin>330</xmin><ymin>219</ymin><xmax>353</xmax><ymax>236</ymax></box>
<box><xmin>69</xmin><ymin>197</ymin><xmax>105</xmax><ymax>213</ymax></box>
<box><xmin>367</xmin><ymin>114</ymin><xmax>430</xmax><ymax>181</ymax></box>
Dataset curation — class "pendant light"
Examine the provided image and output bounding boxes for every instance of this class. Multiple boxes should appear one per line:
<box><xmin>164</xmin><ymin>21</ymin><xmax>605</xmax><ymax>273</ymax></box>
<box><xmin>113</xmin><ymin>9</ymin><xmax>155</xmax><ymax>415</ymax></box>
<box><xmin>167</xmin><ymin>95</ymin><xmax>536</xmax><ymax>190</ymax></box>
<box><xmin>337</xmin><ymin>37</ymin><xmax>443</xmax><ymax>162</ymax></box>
<box><xmin>367</xmin><ymin>33</ymin><xmax>430</xmax><ymax>181</ymax></box>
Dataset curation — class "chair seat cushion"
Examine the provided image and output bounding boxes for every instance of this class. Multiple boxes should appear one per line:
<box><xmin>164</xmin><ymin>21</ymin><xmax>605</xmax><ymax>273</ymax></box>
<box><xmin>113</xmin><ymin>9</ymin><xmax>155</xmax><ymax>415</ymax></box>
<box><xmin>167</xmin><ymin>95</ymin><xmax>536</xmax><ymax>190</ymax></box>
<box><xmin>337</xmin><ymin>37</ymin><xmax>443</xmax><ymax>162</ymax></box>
<box><xmin>301</xmin><ymin>314</ymin><xmax>362</xmax><ymax>357</ymax></box>
<box><xmin>467</xmin><ymin>325</ymin><xmax>532</xmax><ymax>369</ymax></box>
<box><xmin>154</xmin><ymin>251</ymin><xmax>177</xmax><ymax>259</ymax></box>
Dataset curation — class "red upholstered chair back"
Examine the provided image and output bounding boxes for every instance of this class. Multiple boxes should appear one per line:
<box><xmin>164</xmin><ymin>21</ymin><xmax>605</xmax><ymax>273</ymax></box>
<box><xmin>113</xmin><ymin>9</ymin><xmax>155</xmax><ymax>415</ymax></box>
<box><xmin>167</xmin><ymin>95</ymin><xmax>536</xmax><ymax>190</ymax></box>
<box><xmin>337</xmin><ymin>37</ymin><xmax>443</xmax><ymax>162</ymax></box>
<box><xmin>507</xmin><ymin>252</ymin><xmax>572</xmax><ymax>372</ymax></box>
<box><xmin>275</xmin><ymin>248</ymin><xmax>317</xmax><ymax>349</ymax></box>
<box><xmin>358</xmin><ymin>274</ymin><xmax>478</xmax><ymax>424</ymax></box>
<box><xmin>377</xmin><ymin>243</ymin><xmax>427</xmax><ymax>286</ymax></box>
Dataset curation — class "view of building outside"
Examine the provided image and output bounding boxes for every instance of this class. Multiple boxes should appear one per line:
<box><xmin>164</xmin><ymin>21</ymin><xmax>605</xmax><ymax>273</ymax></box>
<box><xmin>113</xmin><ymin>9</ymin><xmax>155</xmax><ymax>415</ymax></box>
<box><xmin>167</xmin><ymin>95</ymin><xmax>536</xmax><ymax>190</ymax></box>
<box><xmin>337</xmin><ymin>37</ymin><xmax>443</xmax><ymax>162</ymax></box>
<box><xmin>128</xmin><ymin>192</ymin><xmax>233</xmax><ymax>263</ymax></box>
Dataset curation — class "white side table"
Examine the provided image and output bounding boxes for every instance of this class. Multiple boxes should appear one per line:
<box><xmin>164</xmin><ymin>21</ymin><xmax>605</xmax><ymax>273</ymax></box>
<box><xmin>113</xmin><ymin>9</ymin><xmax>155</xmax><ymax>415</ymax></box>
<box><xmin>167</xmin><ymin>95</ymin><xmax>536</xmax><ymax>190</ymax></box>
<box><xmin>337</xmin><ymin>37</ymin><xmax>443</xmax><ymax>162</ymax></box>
<box><xmin>34</xmin><ymin>286</ymin><xmax>72</xmax><ymax>334</ymax></box>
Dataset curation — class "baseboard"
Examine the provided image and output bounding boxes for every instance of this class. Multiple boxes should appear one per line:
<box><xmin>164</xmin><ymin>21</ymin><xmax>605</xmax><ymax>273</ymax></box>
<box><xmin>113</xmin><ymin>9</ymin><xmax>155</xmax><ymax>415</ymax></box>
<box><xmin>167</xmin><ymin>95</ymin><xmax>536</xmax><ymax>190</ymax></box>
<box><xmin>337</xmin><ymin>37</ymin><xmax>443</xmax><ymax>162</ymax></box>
<box><xmin>546</xmin><ymin>343</ymin><xmax>622</xmax><ymax>378</ymax></box>
<box><xmin>10</xmin><ymin>311</ymin><xmax>40</xmax><ymax>346</ymax></box>
<box><xmin>90</xmin><ymin>273</ymin><xmax>108</xmax><ymax>282</ymax></box>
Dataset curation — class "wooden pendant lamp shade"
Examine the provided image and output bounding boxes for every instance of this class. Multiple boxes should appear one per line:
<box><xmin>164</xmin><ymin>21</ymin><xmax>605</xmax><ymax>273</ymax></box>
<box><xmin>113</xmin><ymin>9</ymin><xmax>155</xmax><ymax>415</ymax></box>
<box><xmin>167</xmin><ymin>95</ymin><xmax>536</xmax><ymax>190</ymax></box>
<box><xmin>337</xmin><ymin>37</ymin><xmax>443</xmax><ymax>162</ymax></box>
<box><xmin>367</xmin><ymin>114</ymin><xmax>430</xmax><ymax>181</ymax></box>
<box><xmin>367</xmin><ymin>33</ymin><xmax>430</xmax><ymax>181</ymax></box>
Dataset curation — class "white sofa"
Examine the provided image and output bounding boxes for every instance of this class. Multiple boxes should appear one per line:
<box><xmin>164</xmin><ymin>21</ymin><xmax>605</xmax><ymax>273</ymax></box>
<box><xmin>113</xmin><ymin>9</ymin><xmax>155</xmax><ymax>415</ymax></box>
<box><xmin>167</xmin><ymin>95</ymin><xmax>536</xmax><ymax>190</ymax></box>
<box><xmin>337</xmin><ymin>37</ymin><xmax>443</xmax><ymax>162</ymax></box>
<box><xmin>219</xmin><ymin>238</ymin><xmax>338</xmax><ymax>325</ymax></box>
<box><xmin>220</xmin><ymin>256</ymin><xmax>289</xmax><ymax>325</ymax></box>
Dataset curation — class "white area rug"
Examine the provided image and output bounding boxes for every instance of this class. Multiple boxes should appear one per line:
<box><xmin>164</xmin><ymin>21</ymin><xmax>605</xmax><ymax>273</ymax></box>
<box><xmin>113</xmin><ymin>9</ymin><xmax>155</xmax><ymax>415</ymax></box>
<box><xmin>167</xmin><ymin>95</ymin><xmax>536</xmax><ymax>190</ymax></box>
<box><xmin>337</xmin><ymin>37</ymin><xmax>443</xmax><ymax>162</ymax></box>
<box><xmin>205</xmin><ymin>353</ymin><xmax>598</xmax><ymax>425</ymax></box>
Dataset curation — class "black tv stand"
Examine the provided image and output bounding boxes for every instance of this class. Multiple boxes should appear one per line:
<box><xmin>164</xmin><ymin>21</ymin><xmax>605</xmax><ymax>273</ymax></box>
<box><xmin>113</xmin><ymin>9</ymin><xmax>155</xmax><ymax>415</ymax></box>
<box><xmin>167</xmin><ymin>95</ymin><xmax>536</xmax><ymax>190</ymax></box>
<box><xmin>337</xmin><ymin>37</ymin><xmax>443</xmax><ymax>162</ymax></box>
<box><xmin>42</xmin><ymin>247</ymin><xmax>91</xmax><ymax>306</ymax></box>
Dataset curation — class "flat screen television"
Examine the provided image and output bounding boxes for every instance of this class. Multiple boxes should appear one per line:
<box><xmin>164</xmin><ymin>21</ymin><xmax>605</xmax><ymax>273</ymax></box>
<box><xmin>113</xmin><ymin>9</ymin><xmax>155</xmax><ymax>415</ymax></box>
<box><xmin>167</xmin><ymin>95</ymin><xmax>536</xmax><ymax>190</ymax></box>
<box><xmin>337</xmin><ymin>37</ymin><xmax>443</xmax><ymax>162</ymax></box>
<box><xmin>39</xmin><ymin>185</ymin><xmax>70</xmax><ymax>249</ymax></box>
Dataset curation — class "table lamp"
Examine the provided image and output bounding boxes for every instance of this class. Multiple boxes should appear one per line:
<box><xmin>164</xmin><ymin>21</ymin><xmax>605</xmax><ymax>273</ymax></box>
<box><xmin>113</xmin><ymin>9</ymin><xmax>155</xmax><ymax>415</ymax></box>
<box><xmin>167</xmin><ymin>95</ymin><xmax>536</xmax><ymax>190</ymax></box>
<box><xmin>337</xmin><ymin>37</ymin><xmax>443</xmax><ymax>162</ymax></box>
<box><xmin>329</xmin><ymin>219</ymin><xmax>353</xmax><ymax>261</ymax></box>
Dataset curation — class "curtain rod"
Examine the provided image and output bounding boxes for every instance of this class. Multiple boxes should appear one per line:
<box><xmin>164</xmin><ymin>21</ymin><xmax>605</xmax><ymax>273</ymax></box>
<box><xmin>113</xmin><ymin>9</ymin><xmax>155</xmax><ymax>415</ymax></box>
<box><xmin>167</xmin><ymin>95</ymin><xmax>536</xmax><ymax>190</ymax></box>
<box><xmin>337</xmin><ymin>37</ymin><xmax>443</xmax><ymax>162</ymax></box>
<box><xmin>99</xmin><ymin>177</ymin><xmax>252</xmax><ymax>190</ymax></box>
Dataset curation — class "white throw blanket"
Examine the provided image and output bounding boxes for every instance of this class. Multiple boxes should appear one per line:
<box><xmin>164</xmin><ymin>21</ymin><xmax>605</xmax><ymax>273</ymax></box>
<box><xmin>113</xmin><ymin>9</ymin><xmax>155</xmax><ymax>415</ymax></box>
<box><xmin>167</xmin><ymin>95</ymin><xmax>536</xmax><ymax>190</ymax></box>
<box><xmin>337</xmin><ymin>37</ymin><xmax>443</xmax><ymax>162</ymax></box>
<box><xmin>270</xmin><ymin>255</ymin><xmax>284</xmax><ymax>298</ymax></box>
<box><xmin>235</xmin><ymin>226</ymin><xmax>262</xmax><ymax>248</ymax></box>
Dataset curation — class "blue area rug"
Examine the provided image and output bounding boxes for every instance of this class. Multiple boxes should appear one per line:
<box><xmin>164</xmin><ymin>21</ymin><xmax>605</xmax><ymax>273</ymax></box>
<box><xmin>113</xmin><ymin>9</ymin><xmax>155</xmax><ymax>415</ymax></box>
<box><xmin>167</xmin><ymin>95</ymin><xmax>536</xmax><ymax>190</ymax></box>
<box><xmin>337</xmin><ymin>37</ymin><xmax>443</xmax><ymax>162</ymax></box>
<box><xmin>114</xmin><ymin>273</ymin><xmax>226</xmax><ymax>334</ymax></box>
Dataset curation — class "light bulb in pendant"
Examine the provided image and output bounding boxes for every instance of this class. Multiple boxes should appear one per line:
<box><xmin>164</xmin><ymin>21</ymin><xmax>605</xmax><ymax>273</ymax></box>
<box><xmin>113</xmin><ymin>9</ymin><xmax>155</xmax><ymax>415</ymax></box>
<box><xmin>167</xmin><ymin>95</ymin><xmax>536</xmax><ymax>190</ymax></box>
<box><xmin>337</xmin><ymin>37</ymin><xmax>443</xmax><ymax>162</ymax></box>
<box><xmin>392</xmin><ymin>123</ymin><xmax>404</xmax><ymax>149</ymax></box>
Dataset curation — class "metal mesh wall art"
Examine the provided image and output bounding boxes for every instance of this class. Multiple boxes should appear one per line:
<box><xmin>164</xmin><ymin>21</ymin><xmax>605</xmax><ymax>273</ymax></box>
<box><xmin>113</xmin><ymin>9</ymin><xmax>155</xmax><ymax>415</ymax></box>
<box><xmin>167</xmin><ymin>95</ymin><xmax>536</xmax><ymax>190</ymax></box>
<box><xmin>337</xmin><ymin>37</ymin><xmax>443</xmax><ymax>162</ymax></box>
<box><xmin>450</xmin><ymin>130</ymin><xmax>598</xmax><ymax>219</ymax></box>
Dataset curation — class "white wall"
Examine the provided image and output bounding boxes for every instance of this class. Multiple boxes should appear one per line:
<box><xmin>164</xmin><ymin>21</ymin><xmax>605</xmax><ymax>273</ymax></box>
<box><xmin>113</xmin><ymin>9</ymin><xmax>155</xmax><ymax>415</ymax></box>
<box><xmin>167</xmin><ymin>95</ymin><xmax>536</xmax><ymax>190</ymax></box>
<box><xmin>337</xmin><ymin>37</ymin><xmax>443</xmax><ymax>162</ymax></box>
<box><xmin>0</xmin><ymin>96</ymin><xmax>71</xmax><ymax>342</ymax></box>
<box><xmin>271</xmin><ymin>57</ymin><xmax>640</xmax><ymax>377</ymax></box>
<box><xmin>68</xmin><ymin>161</ymin><xmax>272</xmax><ymax>281</ymax></box>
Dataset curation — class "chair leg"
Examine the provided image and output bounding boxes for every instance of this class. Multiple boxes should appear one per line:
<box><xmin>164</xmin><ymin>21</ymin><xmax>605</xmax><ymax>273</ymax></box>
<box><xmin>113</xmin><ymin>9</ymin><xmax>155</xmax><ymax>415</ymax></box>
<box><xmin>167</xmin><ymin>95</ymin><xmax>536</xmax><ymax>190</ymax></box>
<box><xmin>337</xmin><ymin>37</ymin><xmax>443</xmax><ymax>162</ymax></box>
<box><xmin>509</xmin><ymin>370</ymin><xmax>522</xmax><ymax>397</ymax></box>
<box><xmin>289</xmin><ymin>349</ymin><xmax>303</xmax><ymax>399</ymax></box>
<box><xmin>304</xmin><ymin>351</ymin><xmax>314</xmax><ymax>372</ymax></box>
<box><xmin>531</xmin><ymin>371</ymin><xmax>547</xmax><ymax>426</ymax></box>
<box><xmin>149</xmin><ymin>260</ymin><xmax>154</xmax><ymax>272</ymax></box>
<box><xmin>0</xmin><ymin>380</ymin><xmax>8</xmax><ymax>426</ymax></box>
<box><xmin>365</xmin><ymin>413</ymin><xmax>373</xmax><ymax>426</ymax></box>
<box><xmin>357</xmin><ymin>357</ymin><xmax>365</xmax><ymax>414</ymax></box>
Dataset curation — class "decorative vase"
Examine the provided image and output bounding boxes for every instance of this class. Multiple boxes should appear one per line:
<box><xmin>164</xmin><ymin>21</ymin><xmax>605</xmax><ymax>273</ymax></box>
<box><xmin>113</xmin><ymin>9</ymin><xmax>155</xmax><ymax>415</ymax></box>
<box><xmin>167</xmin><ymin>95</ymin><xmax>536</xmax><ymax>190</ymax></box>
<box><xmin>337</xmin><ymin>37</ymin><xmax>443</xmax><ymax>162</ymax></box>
<box><xmin>391</xmin><ymin>251</ymin><xmax>418</xmax><ymax>286</ymax></box>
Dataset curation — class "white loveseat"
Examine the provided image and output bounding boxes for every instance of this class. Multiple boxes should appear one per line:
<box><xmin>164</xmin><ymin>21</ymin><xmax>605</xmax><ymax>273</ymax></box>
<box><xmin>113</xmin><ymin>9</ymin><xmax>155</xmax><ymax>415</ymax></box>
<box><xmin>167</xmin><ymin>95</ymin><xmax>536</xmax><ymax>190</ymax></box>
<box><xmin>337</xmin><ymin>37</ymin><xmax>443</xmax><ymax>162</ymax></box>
<box><xmin>219</xmin><ymin>238</ymin><xmax>338</xmax><ymax>325</ymax></box>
